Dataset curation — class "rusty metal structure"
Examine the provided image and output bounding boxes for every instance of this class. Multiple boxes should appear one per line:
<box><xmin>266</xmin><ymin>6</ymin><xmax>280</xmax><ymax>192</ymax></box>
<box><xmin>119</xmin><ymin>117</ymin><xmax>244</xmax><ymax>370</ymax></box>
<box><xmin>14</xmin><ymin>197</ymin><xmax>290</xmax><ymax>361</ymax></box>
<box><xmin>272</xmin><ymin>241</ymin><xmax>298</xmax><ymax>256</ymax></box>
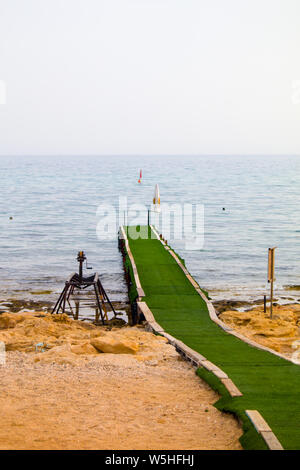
<box><xmin>51</xmin><ymin>251</ymin><xmax>116</xmax><ymax>324</ymax></box>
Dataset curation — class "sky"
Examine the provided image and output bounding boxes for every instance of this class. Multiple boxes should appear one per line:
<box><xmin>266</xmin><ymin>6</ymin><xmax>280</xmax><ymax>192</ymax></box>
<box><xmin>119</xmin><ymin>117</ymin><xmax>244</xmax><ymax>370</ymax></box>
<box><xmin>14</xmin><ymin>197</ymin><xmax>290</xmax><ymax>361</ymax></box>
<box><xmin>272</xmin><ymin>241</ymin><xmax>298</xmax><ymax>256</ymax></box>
<box><xmin>0</xmin><ymin>0</ymin><xmax>300</xmax><ymax>156</ymax></box>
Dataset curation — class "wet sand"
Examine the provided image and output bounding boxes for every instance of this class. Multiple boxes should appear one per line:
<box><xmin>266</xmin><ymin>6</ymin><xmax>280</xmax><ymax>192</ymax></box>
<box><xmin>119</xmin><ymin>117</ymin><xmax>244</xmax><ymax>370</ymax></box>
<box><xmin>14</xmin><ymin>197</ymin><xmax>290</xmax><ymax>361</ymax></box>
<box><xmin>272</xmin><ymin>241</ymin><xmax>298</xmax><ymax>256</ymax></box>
<box><xmin>0</xmin><ymin>312</ymin><xmax>242</xmax><ymax>450</ymax></box>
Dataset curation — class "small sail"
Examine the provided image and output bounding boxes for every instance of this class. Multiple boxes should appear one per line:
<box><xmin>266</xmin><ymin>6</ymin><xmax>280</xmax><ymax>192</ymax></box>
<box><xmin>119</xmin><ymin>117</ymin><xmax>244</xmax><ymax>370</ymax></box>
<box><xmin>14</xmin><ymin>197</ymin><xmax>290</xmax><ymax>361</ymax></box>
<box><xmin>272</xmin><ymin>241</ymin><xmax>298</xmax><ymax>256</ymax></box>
<box><xmin>138</xmin><ymin>169</ymin><xmax>142</xmax><ymax>184</ymax></box>
<box><xmin>153</xmin><ymin>183</ymin><xmax>161</xmax><ymax>212</ymax></box>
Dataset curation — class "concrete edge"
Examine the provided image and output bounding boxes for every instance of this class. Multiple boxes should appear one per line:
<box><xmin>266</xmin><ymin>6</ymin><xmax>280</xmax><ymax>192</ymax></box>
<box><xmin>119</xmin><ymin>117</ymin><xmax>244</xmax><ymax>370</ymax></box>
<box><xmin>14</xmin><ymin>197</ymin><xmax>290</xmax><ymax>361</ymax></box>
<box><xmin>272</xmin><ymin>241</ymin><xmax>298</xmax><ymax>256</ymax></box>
<box><xmin>246</xmin><ymin>410</ymin><xmax>283</xmax><ymax>450</ymax></box>
<box><xmin>120</xmin><ymin>226</ymin><xmax>145</xmax><ymax>299</ymax></box>
<box><xmin>220</xmin><ymin>379</ymin><xmax>243</xmax><ymax>397</ymax></box>
<box><xmin>202</xmin><ymin>291</ymin><xmax>291</xmax><ymax>363</ymax></box>
<box><xmin>150</xmin><ymin>225</ymin><xmax>166</xmax><ymax>245</ymax></box>
<box><xmin>136</xmin><ymin>301</ymin><xmax>242</xmax><ymax>397</ymax></box>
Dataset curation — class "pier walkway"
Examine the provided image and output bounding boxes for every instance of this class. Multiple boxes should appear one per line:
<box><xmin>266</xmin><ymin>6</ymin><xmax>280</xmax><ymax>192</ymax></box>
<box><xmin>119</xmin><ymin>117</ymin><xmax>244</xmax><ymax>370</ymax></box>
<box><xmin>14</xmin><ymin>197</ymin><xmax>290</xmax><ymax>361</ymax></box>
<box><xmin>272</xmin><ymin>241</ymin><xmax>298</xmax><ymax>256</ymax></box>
<box><xmin>120</xmin><ymin>225</ymin><xmax>300</xmax><ymax>450</ymax></box>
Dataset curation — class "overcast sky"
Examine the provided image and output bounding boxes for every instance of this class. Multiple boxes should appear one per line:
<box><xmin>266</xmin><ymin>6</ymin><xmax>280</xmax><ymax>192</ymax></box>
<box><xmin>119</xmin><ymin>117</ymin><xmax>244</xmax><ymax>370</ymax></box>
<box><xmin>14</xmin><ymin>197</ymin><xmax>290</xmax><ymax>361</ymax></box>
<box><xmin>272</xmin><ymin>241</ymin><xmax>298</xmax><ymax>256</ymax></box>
<box><xmin>0</xmin><ymin>0</ymin><xmax>299</xmax><ymax>156</ymax></box>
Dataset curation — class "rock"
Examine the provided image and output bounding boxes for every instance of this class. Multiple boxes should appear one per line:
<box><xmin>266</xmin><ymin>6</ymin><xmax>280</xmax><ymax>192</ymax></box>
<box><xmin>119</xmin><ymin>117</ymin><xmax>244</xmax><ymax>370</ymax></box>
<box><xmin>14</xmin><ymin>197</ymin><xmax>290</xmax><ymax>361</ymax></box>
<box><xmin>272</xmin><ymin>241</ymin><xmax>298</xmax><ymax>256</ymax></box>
<box><xmin>4</xmin><ymin>298</ymin><xmax>53</xmax><ymax>313</ymax></box>
<box><xmin>106</xmin><ymin>317</ymin><xmax>127</xmax><ymax>327</ymax></box>
<box><xmin>0</xmin><ymin>310</ymin><xmax>179</xmax><ymax>365</ymax></box>
<box><xmin>41</xmin><ymin>343</ymin><xmax>71</xmax><ymax>354</ymax></box>
<box><xmin>220</xmin><ymin>305</ymin><xmax>300</xmax><ymax>356</ymax></box>
<box><xmin>34</xmin><ymin>344</ymin><xmax>79</xmax><ymax>365</ymax></box>
<box><xmin>213</xmin><ymin>300</ymin><xmax>253</xmax><ymax>315</ymax></box>
<box><xmin>0</xmin><ymin>313</ymin><xmax>27</xmax><ymax>329</ymax></box>
<box><xmin>5</xmin><ymin>339</ymin><xmax>35</xmax><ymax>352</ymax></box>
<box><xmin>51</xmin><ymin>314</ymin><xmax>71</xmax><ymax>324</ymax></box>
<box><xmin>76</xmin><ymin>321</ymin><xmax>97</xmax><ymax>331</ymax></box>
<box><xmin>91</xmin><ymin>336</ymin><xmax>139</xmax><ymax>354</ymax></box>
<box><xmin>71</xmin><ymin>342</ymin><xmax>98</xmax><ymax>355</ymax></box>
<box><xmin>256</xmin><ymin>324</ymin><xmax>297</xmax><ymax>338</ymax></box>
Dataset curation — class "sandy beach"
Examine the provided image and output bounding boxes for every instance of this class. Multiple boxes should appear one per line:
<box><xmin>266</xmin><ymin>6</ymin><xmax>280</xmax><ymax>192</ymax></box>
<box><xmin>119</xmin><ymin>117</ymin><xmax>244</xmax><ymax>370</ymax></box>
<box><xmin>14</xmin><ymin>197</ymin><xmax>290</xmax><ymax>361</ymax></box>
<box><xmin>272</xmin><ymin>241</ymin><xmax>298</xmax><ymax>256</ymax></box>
<box><xmin>0</xmin><ymin>312</ymin><xmax>242</xmax><ymax>450</ymax></box>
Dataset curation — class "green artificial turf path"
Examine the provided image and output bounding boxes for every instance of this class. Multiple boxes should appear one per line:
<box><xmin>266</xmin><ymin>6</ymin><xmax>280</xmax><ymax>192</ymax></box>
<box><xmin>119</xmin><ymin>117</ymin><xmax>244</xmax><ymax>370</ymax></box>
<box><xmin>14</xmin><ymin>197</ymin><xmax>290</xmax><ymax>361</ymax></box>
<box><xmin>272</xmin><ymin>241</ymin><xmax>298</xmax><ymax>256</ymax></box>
<box><xmin>125</xmin><ymin>226</ymin><xmax>300</xmax><ymax>450</ymax></box>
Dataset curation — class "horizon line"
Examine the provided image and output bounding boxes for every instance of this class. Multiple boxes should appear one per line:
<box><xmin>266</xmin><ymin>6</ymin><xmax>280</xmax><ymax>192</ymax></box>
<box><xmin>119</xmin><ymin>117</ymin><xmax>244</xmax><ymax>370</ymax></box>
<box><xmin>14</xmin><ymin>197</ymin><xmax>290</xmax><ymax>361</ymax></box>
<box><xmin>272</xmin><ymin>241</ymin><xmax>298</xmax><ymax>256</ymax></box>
<box><xmin>0</xmin><ymin>153</ymin><xmax>300</xmax><ymax>158</ymax></box>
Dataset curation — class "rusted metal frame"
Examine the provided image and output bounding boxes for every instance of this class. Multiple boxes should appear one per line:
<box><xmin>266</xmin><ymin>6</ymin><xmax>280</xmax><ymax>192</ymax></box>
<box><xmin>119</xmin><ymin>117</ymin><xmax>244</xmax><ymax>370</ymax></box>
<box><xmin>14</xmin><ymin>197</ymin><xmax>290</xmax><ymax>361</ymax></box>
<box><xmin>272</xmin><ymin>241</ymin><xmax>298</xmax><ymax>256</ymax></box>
<box><xmin>67</xmin><ymin>284</ymin><xmax>75</xmax><ymax>301</ymax></box>
<box><xmin>52</xmin><ymin>273</ymin><xmax>76</xmax><ymax>314</ymax></box>
<box><xmin>52</xmin><ymin>283</ymin><xmax>69</xmax><ymax>314</ymax></box>
<box><xmin>93</xmin><ymin>281</ymin><xmax>105</xmax><ymax>325</ymax></box>
<box><xmin>61</xmin><ymin>281</ymin><xmax>69</xmax><ymax>313</ymax></box>
<box><xmin>97</xmin><ymin>278</ymin><xmax>116</xmax><ymax>316</ymax></box>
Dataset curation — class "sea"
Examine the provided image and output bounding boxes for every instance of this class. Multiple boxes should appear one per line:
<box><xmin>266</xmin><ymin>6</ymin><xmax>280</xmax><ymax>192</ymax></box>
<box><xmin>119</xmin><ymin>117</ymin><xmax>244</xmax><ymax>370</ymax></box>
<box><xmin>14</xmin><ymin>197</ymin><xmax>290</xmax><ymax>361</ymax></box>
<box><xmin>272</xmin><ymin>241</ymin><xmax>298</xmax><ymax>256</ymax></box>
<box><xmin>0</xmin><ymin>155</ymin><xmax>299</xmax><ymax>318</ymax></box>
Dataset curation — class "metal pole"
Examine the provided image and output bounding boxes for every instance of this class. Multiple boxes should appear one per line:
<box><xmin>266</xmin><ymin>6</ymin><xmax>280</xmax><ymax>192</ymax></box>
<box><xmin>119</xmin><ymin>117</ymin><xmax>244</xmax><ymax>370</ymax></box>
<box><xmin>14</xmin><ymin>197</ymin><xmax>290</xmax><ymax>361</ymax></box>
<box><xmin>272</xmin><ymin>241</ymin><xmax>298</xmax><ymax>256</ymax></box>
<box><xmin>79</xmin><ymin>259</ymin><xmax>83</xmax><ymax>282</ymax></box>
<box><xmin>148</xmin><ymin>209</ymin><xmax>150</xmax><ymax>226</ymax></box>
<box><xmin>77</xmin><ymin>251</ymin><xmax>86</xmax><ymax>283</ymax></box>
<box><xmin>62</xmin><ymin>284</ymin><xmax>68</xmax><ymax>313</ymax></box>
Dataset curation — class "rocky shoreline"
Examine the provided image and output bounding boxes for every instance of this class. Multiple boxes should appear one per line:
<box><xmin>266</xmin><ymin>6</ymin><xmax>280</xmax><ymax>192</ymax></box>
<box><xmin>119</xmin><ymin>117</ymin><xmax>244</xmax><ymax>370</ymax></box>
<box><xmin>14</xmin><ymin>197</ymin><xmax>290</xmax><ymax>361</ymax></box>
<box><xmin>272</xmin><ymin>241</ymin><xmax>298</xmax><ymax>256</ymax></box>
<box><xmin>219</xmin><ymin>303</ymin><xmax>300</xmax><ymax>360</ymax></box>
<box><xmin>0</xmin><ymin>297</ymin><xmax>131</xmax><ymax>324</ymax></box>
<box><xmin>213</xmin><ymin>296</ymin><xmax>300</xmax><ymax>316</ymax></box>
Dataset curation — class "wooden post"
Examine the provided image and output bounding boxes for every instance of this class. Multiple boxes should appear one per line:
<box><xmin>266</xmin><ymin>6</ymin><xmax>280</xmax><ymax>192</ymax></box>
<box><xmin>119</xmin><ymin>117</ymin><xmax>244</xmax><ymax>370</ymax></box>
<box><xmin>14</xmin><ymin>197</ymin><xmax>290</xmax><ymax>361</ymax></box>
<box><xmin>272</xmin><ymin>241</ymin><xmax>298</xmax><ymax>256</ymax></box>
<box><xmin>270</xmin><ymin>279</ymin><xmax>274</xmax><ymax>318</ymax></box>
<box><xmin>263</xmin><ymin>295</ymin><xmax>266</xmax><ymax>313</ymax></box>
<box><xmin>147</xmin><ymin>209</ymin><xmax>150</xmax><ymax>226</ymax></box>
<box><xmin>268</xmin><ymin>247</ymin><xmax>277</xmax><ymax>319</ymax></box>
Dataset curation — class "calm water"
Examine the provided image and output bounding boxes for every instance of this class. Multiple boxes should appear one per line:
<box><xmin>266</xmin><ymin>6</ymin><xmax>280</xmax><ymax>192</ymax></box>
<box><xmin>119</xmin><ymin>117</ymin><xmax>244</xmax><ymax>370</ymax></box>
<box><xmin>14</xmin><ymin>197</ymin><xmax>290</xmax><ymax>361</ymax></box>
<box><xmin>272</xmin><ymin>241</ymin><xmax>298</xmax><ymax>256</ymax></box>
<box><xmin>0</xmin><ymin>155</ymin><xmax>299</xmax><ymax>311</ymax></box>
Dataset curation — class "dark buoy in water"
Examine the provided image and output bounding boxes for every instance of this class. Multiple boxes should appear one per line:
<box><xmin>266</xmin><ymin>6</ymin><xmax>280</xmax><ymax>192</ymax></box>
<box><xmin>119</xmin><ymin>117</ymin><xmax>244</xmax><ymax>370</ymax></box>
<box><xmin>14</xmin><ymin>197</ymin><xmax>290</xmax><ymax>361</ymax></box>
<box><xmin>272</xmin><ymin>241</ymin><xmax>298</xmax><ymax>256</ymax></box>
<box><xmin>222</xmin><ymin>208</ymin><xmax>225</xmax><ymax>211</ymax></box>
<box><xmin>9</xmin><ymin>216</ymin><xmax>13</xmax><ymax>220</ymax></box>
